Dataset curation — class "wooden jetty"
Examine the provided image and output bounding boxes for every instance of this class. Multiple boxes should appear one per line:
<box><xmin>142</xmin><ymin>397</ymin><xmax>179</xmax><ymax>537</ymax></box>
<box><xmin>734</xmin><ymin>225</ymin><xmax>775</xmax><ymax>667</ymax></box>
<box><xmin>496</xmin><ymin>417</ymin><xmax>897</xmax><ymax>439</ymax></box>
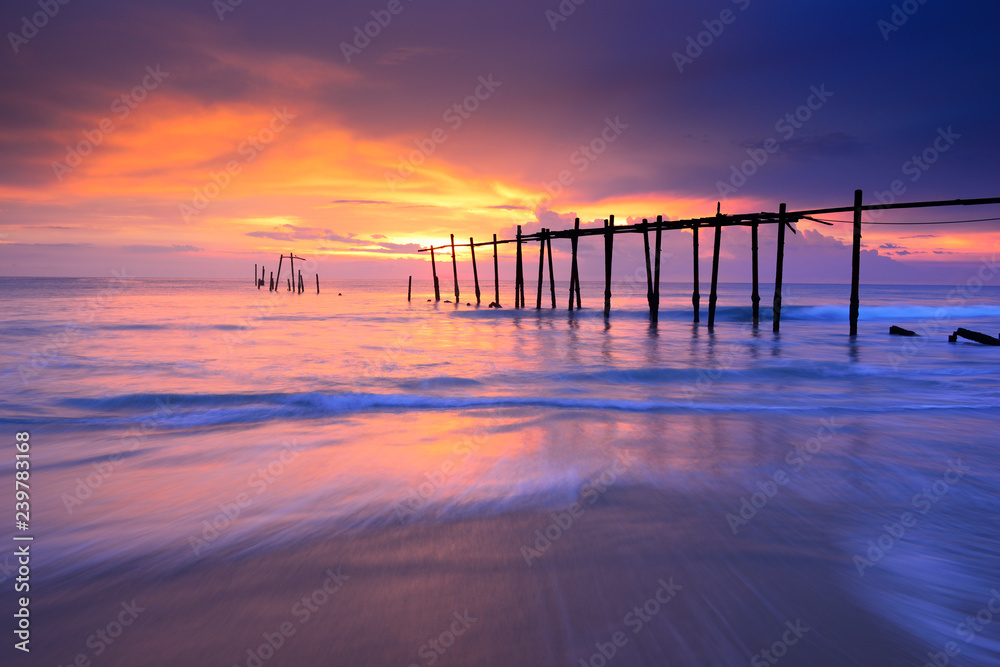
<box><xmin>416</xmin><ymin>191</ymin><xmax>1000</xmax><ymax>334</ymax></box>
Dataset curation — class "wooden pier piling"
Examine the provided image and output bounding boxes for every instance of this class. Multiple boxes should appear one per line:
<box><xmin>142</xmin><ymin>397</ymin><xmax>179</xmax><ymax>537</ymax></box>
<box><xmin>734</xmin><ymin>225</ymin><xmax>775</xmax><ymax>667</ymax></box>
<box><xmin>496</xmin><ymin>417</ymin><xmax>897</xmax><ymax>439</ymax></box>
<box><xmin>275</xmin><ymin>256</ymin><xmax>283</xmax><ymax>290</ymax></box>
<box><xmin>470</xmin><ymin>237</ymin><xmax>481</xmax><ymax>305</ymax></box>
<box><xmin>255</xmin><ymin>264</ymin><xmax>258</xmax><ymax>287</ymax></box>
<box><xmin>450</xmin><ymin>234</ymin><xmax>459</xmax><ymax>300</ymax></box>
<box><xmin>708</xmin><ymin>222</ymin><xmax>722</xmax><ymax>329</ymax></box>
<box><xmin>546</xmin><ymin>231</ymin><xmax>556</xmax><ymax>308</ymax></box>
<box><xmin>536</xmin><ymin>229</ymin><xmax>546</xmax><ymax>309</ymax></box>
<box><xmin>604</xmin><ymin>217</ymin><xmax>614</xmax><ymax>318</ymax></box>
<box><xmin>287</xmin><ymin>278</ymin><xmax>291</xmax><ymax>291</ymax></box>
<box><xmin>569</xmin><ymin>218</ymin><xmax>581</xmax><ymax>311</ymax></box>
<box><xmin>642</xmin><ymin>220</ymin><xmax>654</xmax><ymax>319</ymax></box>
<box><xmin>298</xmin><ymin>270</ymin><xmax>303</xmax><ymax>294</ymax></box>
<box><xmin>316</xmin><ymin>274</ymin><xmax>320</xmax><ymax>294</ymax></box>
<box><xmin>407</xmin><ymin>275</ymin><xmax>412</xmax><ymax>302</ymax></box>
<box><xmin>849</xmin><ymin>189</ymin><xmax>863</xmax><ymax>336</ymax></box>
<box><xmin>492</xmin><ymin>234</ymin><xmax>500</xmax><ymax>306</ymax></box>
<box><xmin>751</xmin><ymin>222</ymin><xmax>760</xmax><ymax>327</ymax></box>
<box><xmin>260</xmin><ymin>265</ymin><xmax>265</xmax><ymax>289</ymax></box>
<box><xmin>652</xmin><ymin>215</ymin><xmax>662</xmax><ymax>323</ymax></box>
<box><xmin>269</xmin><ymin>272</ymin><xmax>274</xmax><ymax>292</ymax></box>
<box><xmin>430</xmin><ymin>247</ymin><xmax>440</xmax><ymax>301</ymax></box>
<box><xmin>515</xmin><ymin>225</ymin><xmax>524</xmax><ymax>308</ymax></box>
<box><xmin>773</xmin><ymin>203</ymin><xmax>787</xmax><ymax>333</ymax></box>
<box><xmin>692</xmin><ymin>224</ymin><xmax>700</xmax><ymax>323</ymax></box>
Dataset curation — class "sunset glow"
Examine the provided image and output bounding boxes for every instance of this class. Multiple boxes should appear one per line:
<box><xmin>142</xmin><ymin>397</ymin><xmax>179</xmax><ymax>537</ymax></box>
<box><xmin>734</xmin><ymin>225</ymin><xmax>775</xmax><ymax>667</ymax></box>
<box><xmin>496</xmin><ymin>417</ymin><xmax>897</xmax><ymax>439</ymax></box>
<box><xmin>3</xmin><ymin>2</ymin><xmax>997</xmax><ymax>280</ymax></box>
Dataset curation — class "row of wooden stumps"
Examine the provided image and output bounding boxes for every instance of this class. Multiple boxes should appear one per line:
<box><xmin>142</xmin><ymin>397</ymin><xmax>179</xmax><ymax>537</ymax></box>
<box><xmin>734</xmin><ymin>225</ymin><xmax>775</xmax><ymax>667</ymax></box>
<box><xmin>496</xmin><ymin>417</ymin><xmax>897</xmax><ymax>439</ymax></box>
<box><xmin>427</xmin><ymin>233</ymin><xmax>503</xmax><ymax>307</ymax></box>
<box><xmin>255</xmin><ymin>253</ymin><xmax>320</xmax><ymax>294</ymax></box>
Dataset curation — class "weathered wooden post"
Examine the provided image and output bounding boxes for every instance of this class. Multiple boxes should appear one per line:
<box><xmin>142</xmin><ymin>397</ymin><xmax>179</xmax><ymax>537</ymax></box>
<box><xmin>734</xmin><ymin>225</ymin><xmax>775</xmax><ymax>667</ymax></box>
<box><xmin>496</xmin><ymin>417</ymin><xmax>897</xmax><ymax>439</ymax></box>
<box><xmin>773</xmin><ymin>203</ymin><xmax>787</xmax><ymax>333</ymax></box>
<box><xmin>850</xmin><ymin>189</ymin><xmax>863</xmax><ymax>336</ymax></box>
<box><xmin>289</xmin><ymin>252</ymin><xmax>295</xmax><ymax>289</ymax></box>
<box><xmin>642</xmin><ymin>219</ymin><xmax>654</xmax><ymax>319</ymax></box>
<box><xmin>298</xmin><ymin>270</ymin><xmax>303</xmax><ymax>294</ymax></box>
<box><xmin>470</xmin><ymin>237</ymin><xmax>481</xmax><ymax>305</ymax></box>
<box><xmin>546</xmin><ymin>232</ymin><xmax>556</xmax><ymax>308</ymax></box>
<box><xmin>536</xmin><ymin>229</ymin><xmax>546</xmax><ymax>309</ymax></box>
<box><xmin>431</xmin><ymin>247</ymin><xmax>440</xmax><ymax>301</ymax></box>
<box><xmin>653</xmin><ymin>215</ymin><xmax>662</xmax><ymax>323</ymax></box>
<box><xmin>604</xmin><ymin>216</ymin><xmax>614</xmax><ymax>318</ymax></box>
<box><xmin>255</xmin><ymin>264</ymin><xmax>258</xmax><ymax>287</ymax></box>
<box><xmin>269</xmin><ymin>272</ymin><xmax>274</xmax><ymax>292</ymax></box>
<box><xmin>708</xmin><ymin>221</ymin><xmax>723</xmax><ymax>328</ymax></box>
<box><xmin>692</xmin><ymin>224</ymin><xmax>700</xmax><ymax>322</ymax></box>
<box><xmin>492</xmin><ymin>234</ymin><xmax>500</xmax><ymax>306</ymax></box>
<box><xmin>515</xmin><ymin>225</ymin><xmax>524</xmax><ymax>308</ymax></box>
<box><xmin>275</xmin><ymin>255</ymin><xmax>283</xmax><ymax>289</ymax></box>
<box><xmin>569</xmin><ymin>218</ymin><xmax>581</xmax><ymax>311</ymax></box>
<box><xmin>316</xmin><ymin>274</ymin><xmax>320</xmax><ymax>294</ymax></box>
<box><xmin>751</xmin><ymin>222</ymin><xmax>760</xmax><ymax>327</ymax></box>
<box><xmin>407</xmin><ymin>275</ymin><xmax>412</xmax><ymax>302</ymax></box>
<box><xmin>450</xmin><ymin>234</ymin><xmax>459</xmax><ymax>300</ymax></box>
<box><xmin>287</xmin><ymin>278</ymin><xmax>291</xmax><ymax>291</ymax></box>
<box><xmin>260</xmin><ymin>265</ymin><xmax>265</xmax><ymax>288</ymax></box>
<box><xmin>574</xmin><ymin>219</ymin><xmax>582</xmax><ymax>309</ymax></box>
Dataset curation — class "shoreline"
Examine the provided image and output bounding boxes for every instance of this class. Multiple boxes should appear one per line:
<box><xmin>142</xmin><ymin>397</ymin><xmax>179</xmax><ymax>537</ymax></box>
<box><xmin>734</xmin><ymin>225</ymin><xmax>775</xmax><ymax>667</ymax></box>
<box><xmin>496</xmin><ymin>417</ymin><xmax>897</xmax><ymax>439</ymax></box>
<box><xmin>33</xmin><ymin>486</ymin><xmax>930</xmax><ymax>666</ymax></box>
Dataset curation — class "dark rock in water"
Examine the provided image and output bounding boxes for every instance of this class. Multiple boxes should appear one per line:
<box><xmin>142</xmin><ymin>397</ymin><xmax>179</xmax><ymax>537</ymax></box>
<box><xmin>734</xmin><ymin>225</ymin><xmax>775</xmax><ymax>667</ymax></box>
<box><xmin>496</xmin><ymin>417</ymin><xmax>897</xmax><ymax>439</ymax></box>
<box><xmin>427</xmin><ymin>299</ymin><xmax>432</xmax><ymax>302</ymax></box>
<box><xmin>444</xmin><ymin>300</ymin><xmax>452</xmax><ymax>303</ymax></box>
<box><xmin>338</xmin><ymin>293</ymin><xmax>343</xmax><ymax>296</ymax></box>
<box><xmin>466</xmin><ymin>303</ymin><xmax>471</xmax><ymax>306</ymax></box>
<box><xmin>889</xmin><ymin>325</ymin><xmax>918</xmax><ymax>336</ymax></box>
<box><xmin>488</xmin><ymin>302</ymin><xmax>503</xmax><ymax>309</ymax></box>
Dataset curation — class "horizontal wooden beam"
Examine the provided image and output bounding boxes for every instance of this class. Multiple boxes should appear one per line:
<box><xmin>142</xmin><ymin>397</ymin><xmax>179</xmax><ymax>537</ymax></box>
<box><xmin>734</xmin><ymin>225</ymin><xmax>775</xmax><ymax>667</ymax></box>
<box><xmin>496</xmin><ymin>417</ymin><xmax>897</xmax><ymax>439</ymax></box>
<box><xmin>791</xmin><ymin>196</ymin><xmax>1000</xmax><ymax>217</ymax></box>
<box><xmin>417</xmin><ymin>214</ymin><xmax>801</xmax><ymax>252</ymax></box>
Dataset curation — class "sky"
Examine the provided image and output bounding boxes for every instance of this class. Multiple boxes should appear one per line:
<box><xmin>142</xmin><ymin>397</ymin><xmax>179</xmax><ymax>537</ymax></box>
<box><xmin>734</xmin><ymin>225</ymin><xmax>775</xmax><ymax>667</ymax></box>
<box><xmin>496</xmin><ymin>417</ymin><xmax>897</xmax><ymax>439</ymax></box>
<box><xmin>1</xmin><ymin>0</ymin><xmax>999</xmax><ymax>283</ymax></box>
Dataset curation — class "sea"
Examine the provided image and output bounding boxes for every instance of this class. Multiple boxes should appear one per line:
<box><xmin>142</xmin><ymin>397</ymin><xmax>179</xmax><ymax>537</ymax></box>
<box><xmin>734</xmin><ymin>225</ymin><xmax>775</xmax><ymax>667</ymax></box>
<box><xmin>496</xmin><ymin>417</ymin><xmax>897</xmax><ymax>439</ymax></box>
<box><xmin>2</xmin><ymin>276</ymin><xmax>999</xmax><ymax>666</ymax></box>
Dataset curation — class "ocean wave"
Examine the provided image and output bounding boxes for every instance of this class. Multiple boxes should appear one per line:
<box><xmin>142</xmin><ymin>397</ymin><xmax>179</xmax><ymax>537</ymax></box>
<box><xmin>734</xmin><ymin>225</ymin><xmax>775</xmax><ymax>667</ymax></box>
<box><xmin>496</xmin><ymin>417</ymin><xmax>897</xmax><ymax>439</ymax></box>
<box><xmin>17</xmin><ymin>390</ymin><xmax>997</xmax><ymax>429</ymax></box>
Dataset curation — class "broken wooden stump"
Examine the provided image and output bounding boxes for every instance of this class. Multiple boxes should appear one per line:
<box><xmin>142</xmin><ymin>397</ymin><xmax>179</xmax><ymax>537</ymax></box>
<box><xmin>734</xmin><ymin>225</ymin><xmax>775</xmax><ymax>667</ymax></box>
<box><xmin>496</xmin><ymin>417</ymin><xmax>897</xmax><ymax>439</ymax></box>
<box><xmin>889</xmin><ymin>325</ymin><xmax>918</xmax><ymax>336</ymax></box>
<box><xmin>952</xmin><ymin>328</ymin><xmax>1000</xmax><ymax>346</ymax></box>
